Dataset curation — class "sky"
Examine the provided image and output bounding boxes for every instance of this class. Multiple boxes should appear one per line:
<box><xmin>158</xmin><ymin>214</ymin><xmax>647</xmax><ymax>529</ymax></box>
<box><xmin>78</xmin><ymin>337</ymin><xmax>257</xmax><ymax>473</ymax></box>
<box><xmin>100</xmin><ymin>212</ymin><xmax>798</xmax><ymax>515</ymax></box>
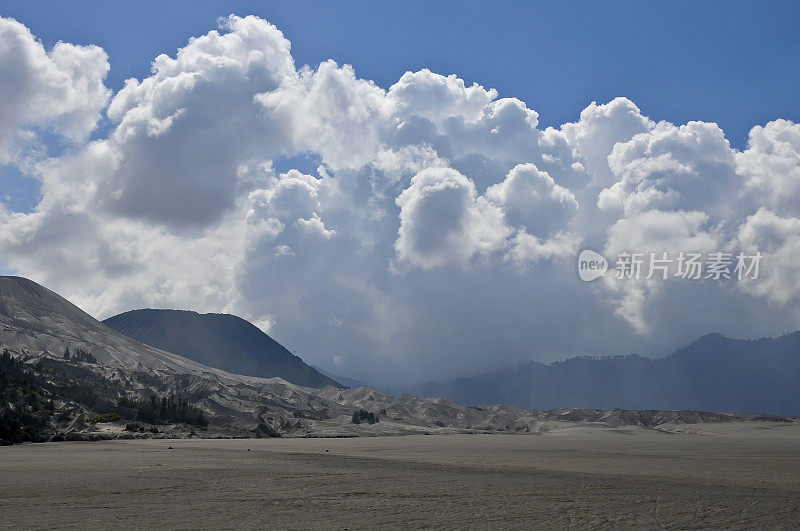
<box><xmin>0</xmin><ymin>2</ymin><xmax>799</xmax><ymax>386</ymax></box>
<box><xmin>5</xmin><ymin>1</ymin><xmax>799</xmax><ymax>149</ymax></box>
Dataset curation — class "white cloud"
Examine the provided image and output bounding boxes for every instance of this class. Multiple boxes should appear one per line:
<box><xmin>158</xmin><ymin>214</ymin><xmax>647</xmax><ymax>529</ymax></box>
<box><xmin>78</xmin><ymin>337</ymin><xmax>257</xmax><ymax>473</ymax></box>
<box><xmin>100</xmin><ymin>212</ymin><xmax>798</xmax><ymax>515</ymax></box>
<box><xmin>604</xmin><ymin>210</ymin><xmax>720</xmax><ymax>257</ymax></box>
<box><xmin>394</xmin><ymin>167</ymin><xmax>510</xmax><ymax>270</ymax></box>
<box><xmin>602</xmin><ymin>209</ymin><xmax>721</xmax><ymax>332</ymax></box>
<box><xmin>297</xmin><ymin>212</ymin><xmax>335</xmax><ymax>239</ymax></box>
<box><xmin>601</xmin><ymin>121</ymin><xmax>739</xmax><ymax>219</ymax></box>
<box><xmin>1</xmin><ymin>15</ymin><xmax>800</xmax><ymax>386</ymax></box>
<box><xmin>560</xmin><ymin>97</ymin><xmax>654</xmax><ymax>188</ymax></box>
<box><xmin>387</xmin><ymin>69</ymin><xmax>498</xmax><ymax>126</ymax></box>
<box><xmin>100</xmin><ymin>14</ymin><xmax>298</xmax><ymax>228</ymax></box>
<box><xmin>506</xmin><ymin>230</ymin><xmax>580</xmax><ymax>266</ymax></box>
<box><xmin>0</xmin><ymin>16</ymin><xmax>110</xmax><ymax>166</ymax></box>
<box><xmin>737</xmin><ymin>119</ymin><xmax>800</xmax><ymax>218</ymax></box>
<box><xmin>485</xmin><ymin>163</ymin><xmax>578</xmax><ymax>236</ymax></box>
<box><xmin>737</xmin><ymin>208</ymin><xmax>800</xmax><ymax>305</ymax></box>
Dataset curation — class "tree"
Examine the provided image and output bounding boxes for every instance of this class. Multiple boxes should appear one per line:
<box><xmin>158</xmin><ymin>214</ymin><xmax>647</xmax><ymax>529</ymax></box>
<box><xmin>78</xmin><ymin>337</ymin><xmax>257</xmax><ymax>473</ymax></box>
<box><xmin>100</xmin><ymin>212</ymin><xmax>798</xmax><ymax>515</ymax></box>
<box><xmin>351</xmin><ymin>409</ymin><xmax>379</xmax><ymax>425</ymax></box>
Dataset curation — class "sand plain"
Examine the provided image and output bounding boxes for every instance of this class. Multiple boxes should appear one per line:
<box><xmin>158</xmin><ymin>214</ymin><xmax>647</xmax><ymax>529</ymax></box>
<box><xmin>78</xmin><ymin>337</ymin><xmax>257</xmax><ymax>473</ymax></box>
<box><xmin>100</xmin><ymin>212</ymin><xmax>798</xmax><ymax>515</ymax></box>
<box><xmin>1</xmin><ymin>422</ymin><xmax>799</xmax><ymax>529</ymax></box>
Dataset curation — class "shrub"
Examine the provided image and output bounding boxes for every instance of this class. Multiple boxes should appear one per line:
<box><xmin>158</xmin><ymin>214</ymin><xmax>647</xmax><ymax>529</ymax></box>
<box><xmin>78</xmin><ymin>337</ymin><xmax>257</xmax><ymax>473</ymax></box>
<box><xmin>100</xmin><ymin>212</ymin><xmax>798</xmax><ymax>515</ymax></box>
<box><xmin>89</xmin><ymin>413</ymin><xmax>120</xmax><ymax>424</ymax></box>
<box><xmin>125</xmin><ymin>422</ymin><xmax>146</xmax><ymax>433</ymax></box>
<box><xmin>351</xmin><ymin>409</ymin><xmax>379</xmax><ymax>425</ymax></box>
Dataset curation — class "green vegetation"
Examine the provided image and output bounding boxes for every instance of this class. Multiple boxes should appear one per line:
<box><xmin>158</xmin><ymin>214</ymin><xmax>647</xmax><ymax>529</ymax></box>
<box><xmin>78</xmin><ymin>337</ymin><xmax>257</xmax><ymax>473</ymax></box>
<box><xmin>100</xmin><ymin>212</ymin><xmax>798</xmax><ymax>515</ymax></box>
<box><xmin>117</xmin><ymin>394</ymin><xmax>208</xmax><ymax>427</ymax></box>
<box><xmin>0</xmin><ymin>350</ymin><xmax>53</xmax><ymax>444</ymax></box>
<box><xmin>36</xmin><ymin>357</ymin><xmax>120</xmax><ymax>411</ymax></box>
<box><xmin>62</xmin><ymin>347</ymin><xmax>97</xmax><ymax>364</ymax></box>
<box><xmin>351</xmin><ymin>409</ymin><xmax>379</xmax><ymax>425</ymax></box>
<box><xmin>1</xmin><ymin>348</ymin><xmax>210</xmax><ymax>444</ymax></box>
<box><xmin>89</xmin><ymin>413</ymin><xmax>120</xmax><ymax>423</ymax></box>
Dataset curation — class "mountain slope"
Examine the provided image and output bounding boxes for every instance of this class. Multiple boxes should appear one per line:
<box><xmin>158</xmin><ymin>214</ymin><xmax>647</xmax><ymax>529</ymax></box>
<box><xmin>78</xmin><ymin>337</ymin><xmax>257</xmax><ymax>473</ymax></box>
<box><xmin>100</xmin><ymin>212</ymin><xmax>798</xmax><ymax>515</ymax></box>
<box><xmin>416</xmin><ymin>332</ymin><xmax>800</xmax><ymax>415</ymax></box>
<box><xmin>103</xmin><ymin>309</ymin><xmax>341</xmax><ymax>388</ymax></box>
<box><xmin>0</xmin><ymin>276</ymin><xmax>218</xmax><ymax>375</ymax></box>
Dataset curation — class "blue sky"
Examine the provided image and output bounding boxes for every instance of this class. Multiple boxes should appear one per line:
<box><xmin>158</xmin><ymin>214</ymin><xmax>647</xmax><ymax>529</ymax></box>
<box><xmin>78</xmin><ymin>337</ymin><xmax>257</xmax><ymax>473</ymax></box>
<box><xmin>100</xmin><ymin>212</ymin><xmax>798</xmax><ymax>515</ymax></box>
<box><xmin>4</xmin><ymin>1</ymin><xmax>798</xmax><ymax>150</ymax></box>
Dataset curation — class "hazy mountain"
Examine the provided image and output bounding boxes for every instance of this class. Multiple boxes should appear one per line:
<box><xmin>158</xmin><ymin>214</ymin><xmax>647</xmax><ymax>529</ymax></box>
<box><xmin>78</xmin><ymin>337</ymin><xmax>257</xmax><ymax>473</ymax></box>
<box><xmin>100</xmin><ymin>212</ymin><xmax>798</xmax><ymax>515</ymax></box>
<box><xmin>416</xmin><ymin>332</ymin><xmax>800</xmax><ymax>415</ymax></box>
<box><xmin>103</xmin><ymin>309</ymin><xmax>341</xmax><ymax>389</ymax></box>
<box><xmin>312</xmin><ymin>365</ymin><xmax>370</xmax><ymax>390</ymax></box>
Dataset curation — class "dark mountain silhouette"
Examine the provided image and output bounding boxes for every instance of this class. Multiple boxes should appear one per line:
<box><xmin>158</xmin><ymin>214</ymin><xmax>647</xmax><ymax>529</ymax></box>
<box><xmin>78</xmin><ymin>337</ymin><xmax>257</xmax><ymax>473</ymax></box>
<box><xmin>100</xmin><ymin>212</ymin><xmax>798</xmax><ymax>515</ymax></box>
<box><xmin>416</xmin><ymin>332</ymin><xmax>800</xmax><ymax>416</ymax></box>
<box><xmin>103</xmin><ymin>309</ymin><xmax>342</xmax><ymax>388</ymax></box>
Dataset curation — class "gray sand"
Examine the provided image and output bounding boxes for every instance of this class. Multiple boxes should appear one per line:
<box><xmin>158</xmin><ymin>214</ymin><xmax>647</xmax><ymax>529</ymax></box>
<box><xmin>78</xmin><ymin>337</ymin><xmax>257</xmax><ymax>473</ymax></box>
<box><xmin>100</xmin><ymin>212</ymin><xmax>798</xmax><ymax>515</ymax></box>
<box><xmin>2</xmin><ymin>422</ymin><xmax>799</xmax><ymax>529</ymax></box>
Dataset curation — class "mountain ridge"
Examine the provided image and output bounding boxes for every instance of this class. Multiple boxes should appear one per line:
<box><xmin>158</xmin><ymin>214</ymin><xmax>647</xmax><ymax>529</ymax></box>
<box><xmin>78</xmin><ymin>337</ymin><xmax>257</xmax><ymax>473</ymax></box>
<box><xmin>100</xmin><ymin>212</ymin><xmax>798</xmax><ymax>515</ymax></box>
<box><xmin>415</xmin><ymin>330</ymin><xmax>800</xmax><ymax>415</ymax></box>
<box><xmin>103</xmin><ymin>308</ymin><xmax>341</xmax><ymax>389</ymax></box>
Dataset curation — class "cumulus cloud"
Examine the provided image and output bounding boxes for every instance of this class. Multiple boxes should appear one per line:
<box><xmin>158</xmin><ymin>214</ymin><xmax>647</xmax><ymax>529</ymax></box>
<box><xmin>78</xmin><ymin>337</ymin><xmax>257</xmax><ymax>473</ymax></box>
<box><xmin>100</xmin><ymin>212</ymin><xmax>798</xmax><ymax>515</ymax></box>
<box><xmin>2</xmin><ymin>15</ymin><xmax>800</xmax><ymax>386</ymax></box>
<box><xmin>0</xmin><ymin>16</ymin><xmax>110</xmax><ymax>166</ymax></box>
<box><xmin>101</xmin><ymin>14</ymin><xmax>297</xmax><ymax>228</ymax></box>
<box><xmin>485</xmin><ymin>163</ymin><xmax>578</xmax><ymax>236</ymax></box>
<box><xmin>604</xmin><ymin>210</ymin><xmax>720</xmax><ymax>258</ymax></box>
<box><xmin>601</xmin><ymin>209</ymin><xmax>721</xmax><ymax>333</ymax></box>
<box><xmin>559</xmin><ymin>97</ymin><xmax>653</xmax><ymax>188</ymax></box>
<box><xmin>737</xmin><ymin>208</ymin><xmax>800</xmax><ymax>305</ymax></box>
<box><xmin>600</xmin><ymin>121</ymin><xmax>739</xmax><ymax>218</ymax></box>
<box><xmin>394</xmin><ymin>167</ymin><xmax>510</xmax><ymax>270</ymax></box>
<box><xmin>737</xmin><ymin>119</ymin><xmax>800</xmax><ymax>218</ymax></box>
<box><xmin>388</xmin><ymin>69</ymin><xmax>498</xmax><ymax>125</ymax></box>
<box><xmin>505</xmin><ymin>230</ymin><xmax>580</xmax><ymax>266</ymax></box>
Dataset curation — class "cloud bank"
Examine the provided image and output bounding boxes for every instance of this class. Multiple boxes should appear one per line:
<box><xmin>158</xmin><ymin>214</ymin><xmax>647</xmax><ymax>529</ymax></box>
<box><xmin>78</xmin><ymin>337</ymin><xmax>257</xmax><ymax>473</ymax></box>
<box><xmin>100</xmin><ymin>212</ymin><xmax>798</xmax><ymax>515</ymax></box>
<box><xmin>1</xmin><ymin>15</ymin><xmax>799</xmax><ymax>385</ymax></box>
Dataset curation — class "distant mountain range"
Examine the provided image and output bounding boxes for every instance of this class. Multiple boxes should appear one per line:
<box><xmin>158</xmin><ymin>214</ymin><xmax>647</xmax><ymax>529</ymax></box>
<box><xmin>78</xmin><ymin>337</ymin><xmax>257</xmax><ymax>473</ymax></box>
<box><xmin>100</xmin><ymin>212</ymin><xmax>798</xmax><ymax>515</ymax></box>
<box><xmin>416</xmin><ymin>332</ymin><xmax>800</xmax><ymax>416</ymax></box>
<box><xmin>103</xmin><ymin>309</ymin><xmax>341</xmax><ymax>389</ymax></box>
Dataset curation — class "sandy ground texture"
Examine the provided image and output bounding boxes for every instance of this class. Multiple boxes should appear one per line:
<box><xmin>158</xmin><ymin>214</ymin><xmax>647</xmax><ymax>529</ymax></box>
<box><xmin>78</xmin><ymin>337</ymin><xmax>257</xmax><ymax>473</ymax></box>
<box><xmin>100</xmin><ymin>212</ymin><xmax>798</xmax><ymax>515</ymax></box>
<box><xmin>1</xmin><ymin>422</ymin><xmax>799</xmax><ymax>529</ymax></box>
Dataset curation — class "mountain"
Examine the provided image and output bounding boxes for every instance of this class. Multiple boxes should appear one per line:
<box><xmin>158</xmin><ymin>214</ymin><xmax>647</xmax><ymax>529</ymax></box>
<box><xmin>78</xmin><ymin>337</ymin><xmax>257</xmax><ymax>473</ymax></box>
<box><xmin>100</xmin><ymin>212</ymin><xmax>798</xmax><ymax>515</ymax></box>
<box><xmin>1</xmin><ymin>275</ymin><xmax>783</xmax><ymax>445</ymax></box>
<box><xmin>103</xmin><ymin>309</ymin><xmax>341</xmax><ymax>389</ymax></box>
<box><xmin>416</xmin><ymin>332</ymin><xmax>800</xmax><ymax>415</ymax></box>
<box><xmin>0</xmin><ymin>276</ymin><xmax>212</xmax><ymax>375</ymax></box>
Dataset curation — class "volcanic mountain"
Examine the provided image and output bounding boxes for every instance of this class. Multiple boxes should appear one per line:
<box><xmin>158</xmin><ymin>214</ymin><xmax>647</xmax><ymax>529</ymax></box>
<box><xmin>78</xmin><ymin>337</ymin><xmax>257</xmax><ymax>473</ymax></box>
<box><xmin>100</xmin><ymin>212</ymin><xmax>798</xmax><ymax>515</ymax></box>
<box><xmin>103</xmin><ymin>309</ymin><xmax>340</xmax><ymax>388</ymax></box>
